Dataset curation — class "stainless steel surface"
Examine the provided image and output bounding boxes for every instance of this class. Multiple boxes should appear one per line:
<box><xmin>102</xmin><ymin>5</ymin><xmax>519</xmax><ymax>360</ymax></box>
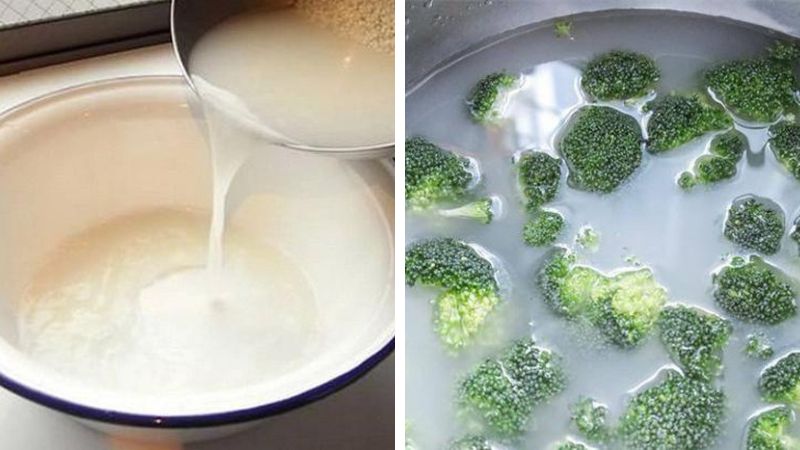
<box><xmin>170</xmin><ymin>0</ymin><xmax>394</xmax><ymax>158</ymax></box>
<box><xmin>406</xmin><ymin>0</ymin><xmax>800</xmax><ymax>91</ymax></box>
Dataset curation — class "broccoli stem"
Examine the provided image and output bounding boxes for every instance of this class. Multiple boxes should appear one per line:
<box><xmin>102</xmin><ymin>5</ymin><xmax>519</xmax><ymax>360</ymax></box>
<box><xmin>438</xmin><ymin>198</ymin><xmax>495</xmax><ymax>224</ymax></box>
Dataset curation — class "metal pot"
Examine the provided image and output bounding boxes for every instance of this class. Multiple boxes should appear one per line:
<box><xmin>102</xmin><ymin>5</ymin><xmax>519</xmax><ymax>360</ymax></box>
<box><xmin>405</xmin><ymin>0</ymin><xmax>800</xmax><ymax>90</ymax></box>
<box><xmin>171</xmin><ymin>0</ymin><xmax>394</xmax><ymax>157</ymax></box>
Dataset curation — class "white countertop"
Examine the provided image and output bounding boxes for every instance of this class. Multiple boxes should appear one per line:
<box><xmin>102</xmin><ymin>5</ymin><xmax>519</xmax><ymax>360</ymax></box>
<box><xmin>0</xmin><ymin>44</ymin><xmax>394</xmax><ymax>449</ymax></box>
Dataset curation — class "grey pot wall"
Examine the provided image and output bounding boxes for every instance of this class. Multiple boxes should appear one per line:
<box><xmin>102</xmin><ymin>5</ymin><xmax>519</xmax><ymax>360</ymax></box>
<box><xmin>406</xmin><ymin>0</ymin><xmax>800</xmax><ymax>90</ymax></box>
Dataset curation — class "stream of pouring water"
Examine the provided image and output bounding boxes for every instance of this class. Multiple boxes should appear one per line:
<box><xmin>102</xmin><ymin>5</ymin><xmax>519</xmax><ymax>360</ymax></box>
<box><xmin>190</xmin><ymin>5</ymin><xmax>394</xmax><ymax>284</ymax></box>
<box><xmin>202</xmin><ymin>107</ymin><xmax>250</xmax><ymax>290</ymax></box>
<box><xmin>207</xmin><ymin>151</ymin><xmax>241</xmax><ymax>281</ymax></box>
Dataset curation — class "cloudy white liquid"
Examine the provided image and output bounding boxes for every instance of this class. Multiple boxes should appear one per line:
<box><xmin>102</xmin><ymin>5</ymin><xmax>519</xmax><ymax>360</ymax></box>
<box><xmin>406</xmin><ymin>12</ymin><xmax>800</xmax><ymax>449</ymax></box>
<box><xmin>18</xmin><ymin>210</ymin><xmax>319</xmax><ymax>393</ymax></box>
<box><xmin>193</xmin><ymin>5</ymin><xmax>395</xmax><ymax>286</ymax></box>
<box><xmin>15</xmin><ymin>3</ymin><xmax>394</xmax><ymax>398</ymax></box>
<box><xmin>189</xmin><ymin>7</ymin><xmax>395</xmax><ymax>150</ymax></box>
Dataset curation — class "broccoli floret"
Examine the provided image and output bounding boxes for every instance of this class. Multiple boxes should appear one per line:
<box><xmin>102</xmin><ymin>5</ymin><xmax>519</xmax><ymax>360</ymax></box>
<box><xmin>679</xmin><ymin>130</ymin><xmax>749</xmax><ymax>189</ymax></box>
<box><xmin>724</xmin><ymin>197</ymin><xmax>785</xmax><ymax>255</ymax></box>
<box><xmin>517</xmin><ymin>151</ymin><xmax>562</xmax><ymax>210</ymax></box>
<box><xmin>713</xmin><ymin>255</ymin><xmax>796</xmax><ymax>325</ymax></box>
<box><xmin>537</xmin><ymin>249</ymin><xmax>667</xmax><ymax>347</ymax></box>
<box><xmin>559</xmin><ymin>106</ymin><xmax>643</xmax><ymax>193</ymax></box>
<box><xmin>769</xmin><ymin>120</ymin><xmax>800</xmax><ymax>182</ymax></box>
<box><xmin>406</xmin><ymin>237</ymin><xmax>497</xmax><ymax>296</ymax></box>
<box><xmin>467</xmin><ymin>72</ymin><xmax>519</xmax><ymax>124</ymax></box>
<box><xmin>439</xmin><ymin>198</ymin><xmax>495</xmax><ymax>224</ymax></box>
<box><xmin>406</xmin><ymin>137</ymin><xmax>475</xmax><ymax>208</ymax></box>
<box><xmin>760</xmin><ymin>352</ymin><xmax>800</xmax><ymax>408</ymax></box>
<box><xmin>555</xmin><ymin>440</ymin><xmax>590</xmax><ymax>450</ymax></box>
<box><xmin>644</xmin><ymin>94</ymin><xmax>732</xmax><ymax>153</ymax></box>
<box><xmin>575</xmin><ymin>226</ymin><xmax>600</xmax><ymax>252</ymax></box>
<box><xmin>593</xmin><ymin>269</ymin><xmax>669</xmax><ymax>347</ymax></box>
<box><xmin>458</xmin><ymin>338</ymin><xmax>566</xmax><ymax>437</ymax></box>
<box><xmin>745</xmin><ymin>332</ymin><xmax>775</xmax><ymax>360</ymax></box>
<box><xmin>679</xmin><ymin>156</ymin><xmax>736</xmax><ymax>190</ymax></box>
<box><xmin>523</xmin><ymin>211</ymin><xmax>565</xmax><ymax>247</ymax></box>
<box><xmin>711</xmin><ymin>129</ymin><xmax>750</xmax><ymax>160</ymax></box>
<box><xmin>406</xmin><ymin>238</ymin><xmax>501</xmax><ymax>351</ymax></box>
<box><xmin>570</xmin><ymin>397</ymin><xmax>611</xmax><ymax>443</ymax></box>
<box><xmin>746</xmin><ymin>406</ymin><xmax>799</xmax><ymax>450</ymax></box>
<box><xmin>448</xmin><ymin>435</ymin><xmax>494</xmax><ymax>450</ymax></box>
<box><xmin>705</xmin><ymin>42</ymin><xmax>799</xmax><ymax>123</ymax></box>
<box><xmin>792</xmin><ymin>222</ymin><xmax>800</xmax><ymax>250</ymax></box>
<box><xmin>657</xmin><ymin>305</ymin><xmax>732</xmax><ymax>380</ymax></box>
<box><xmin>769</xmin><ymin>40</ymin><xmax>800</xmax><ymax>63</ymax></box>
<box><xmin>538</xmin><ymin>248</ymin><xmax>580</xmax><ymax>314</ymax></box>
<box><xmin>618</xmin><ymin>370</ymin><xmax>725</xmax><ymax>450</ymax></box>
<box><xmin>554</xmin><ymin>20</ymin><xmax>573</xmax><ymax>39</ymax></box>
<box><xmin>581</xmin><ymin>50</ymin><xmax>660</xmax><ymax>101</ymax></box>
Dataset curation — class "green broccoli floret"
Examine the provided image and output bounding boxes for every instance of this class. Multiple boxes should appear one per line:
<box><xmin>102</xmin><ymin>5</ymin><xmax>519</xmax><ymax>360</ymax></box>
<box><xmin>467</xmin><ymin>72</ymin><xmax>519</xmax><ymax>124</ymax></box>
<box><xmin>678</xmin><ymin>156</ymin><xmax>735</xmax><ymax>190</ymax></box>
<box><xmin>439</xmin><ymin>198</ymin><xmax>495</xmax><ymax>224</ymax></box>
<box><xmin>555</xmin><ymin>440</ymin><xmax>590</xmax><ymax>450</ymax></box>
<box><xmin>554</xmin><ymin>20</ymin><xmax>573</xmax><ymax>39</ymax></box>
<box><xmin>406</xmin><ymin>238</ymin><xmax>501</xmax><ymax>351</ymax></box>
<box><xmin>559</xmin><ymin>106</ymin><xmax>643</xmax><ymax>193</ymax></box>
<box><xmin>792</xmin><ymin>222</ymin><xmax>800</xmax><ymax>250</ymax></box>
<box><xmin>746</xmin><ymin>406</ymin><xmax>799</xmax><ymax>450</ymax></box>
<box><xmin>705</xmin><ymin>41</ymin><xmax>800</xmax><ymax>123</ymax></box>
<box><xmin>696</xmin><ymin>155</ymin><xmax>737</xmax><ymax>181</ymax></box>
<box><xmin>644</xmin><ymin>94</ymin><xmax>732</xmax><ymax>153</ymax></box>
<box><xmin>575</xmin><ymin>226</ymin><xmax>600</xmax><ymax>252</ymax></box>
<box><xmin>570</xmin><ymin>397</ymin><xmax>610</xmax><ymax>443</ymax></box>
<box><xmin>769</xmin><ymin>40</ymin><xmax>800</xmax><ymax>63</ymax></box>
<box><xmin>760</xmin><ymin>352</ymin><xmax>800</xmax><ymax>408</ymax></box>
<box><xmin>448</xmin><ymin>435</ymin><xmax>495</xmax><ymax>450</ymax></box>
<box><xmin>581</xmin><ymin>50</ymin><xmax>660</xmax><ymax>101</ymax></box>
<box><xmin>618</xmin><ymin>370</ymin><xmax>725</xmax><ymax>450</ymax></box>
<box><xmin>537</xmin><ymin>248</ymin><xmax>667</xmax><ymax>347</ymax></box>
<box><xmin>724</xmin><ymin>197</ymin><xmax>785</xmax><ymax>255</ymax></box>
<box><xmin>538</xmin><ymin>248</ymin><xmax>580</xmax><ymax>314</ymax></box>
<box><xmin>679</xmin><ymin>130</ymin><xmax>749</xmax><ymax>189</ymax></box>
<box><xmin>713</xmin><ymin>255</ymin><xmax>796</xmax><ymax>325</ymax></box>
<box><xmin>657</xmin><ymin>305</ymin><xmax>731</xmax><ymax>380</ymax></box>
<box><xmin>458</xmin><ymin>338</ymin><xmax>566</xmax><ymax>437</ymax></box>
<box><xmin>406</xmin><ymin>137</ymin><xmax>475</xmax><ymax>208</ymax></box>
<box><xmin>518</xmin><ymin>151</ymin><xmax>562</xmax><ymax>210</ymax></box>
<box><xmin>711</xmin><ymin>129</ymin><xmax>750</xmax><ymax>160</ymax></box>
<box><xmin>745</xmin><ymin>332</ymin><xmax>776</xmax><ymax>360</ymax></box>
<box><xmin>593</xmin><ymin>269</ymin><xmax>670</xmax><ymax>347</ymax></box>
<box><xmin>769</xmin><ymin>120</ymin><xmax>800</xmax><ymax>182</ymax></box>
<box><xmin>523</xmin><ymin>210</ymin><xmax>565</xmax><ymax>247</ymax></box>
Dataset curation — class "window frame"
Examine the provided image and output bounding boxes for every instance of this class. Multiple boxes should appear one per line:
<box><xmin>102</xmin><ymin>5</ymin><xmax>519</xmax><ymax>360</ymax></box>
<box><xmin>0</xmin><ymin>1</ymin><xmax>170</xmax><ymax>76</ymax></box>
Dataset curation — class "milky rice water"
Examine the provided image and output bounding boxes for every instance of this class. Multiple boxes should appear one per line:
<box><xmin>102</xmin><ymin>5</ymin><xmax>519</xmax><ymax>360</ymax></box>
<box><xmin>18</xmin><ymin>0</ymin><xmax>393</xmax><ymax>396</ymax></box>
<box><xmin>406</xmin><ymin>12</ymin><xmax>800</xmax><ymax>449</ymax></box>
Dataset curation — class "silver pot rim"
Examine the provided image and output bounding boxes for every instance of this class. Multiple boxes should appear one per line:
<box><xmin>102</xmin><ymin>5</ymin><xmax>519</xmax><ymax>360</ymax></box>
<box><xmin>405</xmin><ymin>0</ymin><xmax>800</xmax><ymax>91</ymax></box>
